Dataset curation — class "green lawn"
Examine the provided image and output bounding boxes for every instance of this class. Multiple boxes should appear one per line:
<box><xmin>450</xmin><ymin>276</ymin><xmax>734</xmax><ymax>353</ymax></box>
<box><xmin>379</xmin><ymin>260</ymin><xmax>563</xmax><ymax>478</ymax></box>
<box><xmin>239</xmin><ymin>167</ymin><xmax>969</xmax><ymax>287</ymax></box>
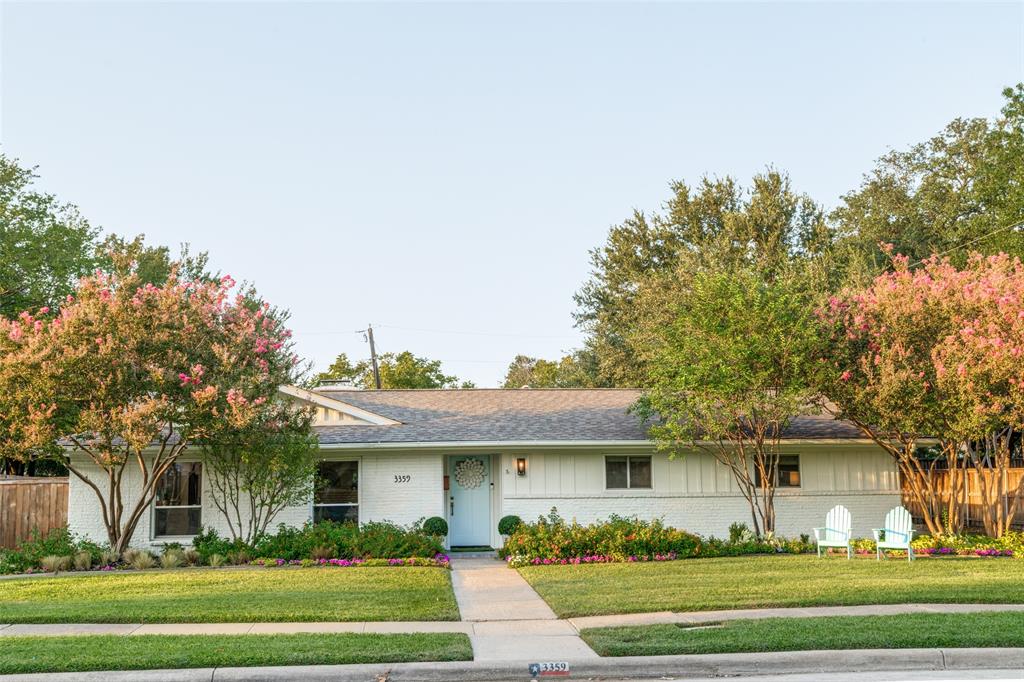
<box><xmin>0</xmin><ymin>567</ymin><xmax>459</xmax><ymax>623</ymax></box>
<box><xmin>518</xmin><ymin>555</ymin><xmax>1024</xmax><ymax>618</ymax></box>
<box><xmin>580</xmin><ymin>612</ymin><xmax>1024</xmax><ymax>656</ymax></box>
<box><xmin>0</xmin><ymin>633</ymin><xmax>472</xmax><ymax>674</ymax></box>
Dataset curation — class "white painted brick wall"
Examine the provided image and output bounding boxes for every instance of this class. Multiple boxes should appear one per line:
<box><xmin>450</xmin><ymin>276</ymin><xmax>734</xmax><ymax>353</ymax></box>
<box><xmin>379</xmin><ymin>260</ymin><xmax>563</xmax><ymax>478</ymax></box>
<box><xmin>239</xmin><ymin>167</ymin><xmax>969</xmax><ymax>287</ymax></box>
<box><xmin>68</xmin><ymin>454</ymin><xmax>310</xmax><ymax>550</ymax></box>
<box><xmin>502</xmin><ymin>492</ymin><xmax>899</xmax><ymax>539</ymax></box>
<box><xmin>358</xmin><ymin>453</ymin><xmax>445</xmax><ymax>526</ymax></box>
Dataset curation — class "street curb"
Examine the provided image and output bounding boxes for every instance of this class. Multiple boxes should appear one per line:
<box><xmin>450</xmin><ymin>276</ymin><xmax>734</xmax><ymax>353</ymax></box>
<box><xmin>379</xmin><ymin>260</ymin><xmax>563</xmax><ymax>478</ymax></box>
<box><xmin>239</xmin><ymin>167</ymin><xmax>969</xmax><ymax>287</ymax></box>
<box><xmin>2</xmin><ymin>648</ymin><xmax>1022</xmax><ymax>681</ymax></box>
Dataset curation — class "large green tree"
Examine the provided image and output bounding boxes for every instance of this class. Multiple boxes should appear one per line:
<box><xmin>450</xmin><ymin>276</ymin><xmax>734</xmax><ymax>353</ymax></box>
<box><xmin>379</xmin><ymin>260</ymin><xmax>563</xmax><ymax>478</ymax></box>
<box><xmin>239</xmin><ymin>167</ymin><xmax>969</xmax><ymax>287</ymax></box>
<box><xmin>833</xmin><ymin>84</ymin><xmax>1024</xmax><ymax>281</ymax></box>
<box><xmin>636</xmin><ymin>267</ymin><xmax>822</xmax><ymax>536</ymax></box>
<box><xmin>576</xmin><ymin>170</ymin><xmax>833</xmax><ymax>386</ymax></box>
<box><xmin>316</xmin><ymin>350</ymin><xmax>471</xmax><ymax>389</ymax></box>
<box><xmin>0</xmin><ymin>155</ymin><xmax>99</xmax><ymax>319</ymax></box>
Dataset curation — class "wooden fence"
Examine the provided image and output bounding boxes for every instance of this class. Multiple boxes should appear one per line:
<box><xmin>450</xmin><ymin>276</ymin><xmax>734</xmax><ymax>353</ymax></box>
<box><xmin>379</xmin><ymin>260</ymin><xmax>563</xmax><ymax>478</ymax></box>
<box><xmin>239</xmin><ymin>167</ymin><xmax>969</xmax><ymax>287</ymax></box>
<box><xmin>901</xmin><ymin>468</ymin><xmax>1024</xmax><ymax>531</ymax></box>
<box><xmin>0</xmin><ymin>477</ymin><xmax>68</xmax><ymax>549</ymax></box>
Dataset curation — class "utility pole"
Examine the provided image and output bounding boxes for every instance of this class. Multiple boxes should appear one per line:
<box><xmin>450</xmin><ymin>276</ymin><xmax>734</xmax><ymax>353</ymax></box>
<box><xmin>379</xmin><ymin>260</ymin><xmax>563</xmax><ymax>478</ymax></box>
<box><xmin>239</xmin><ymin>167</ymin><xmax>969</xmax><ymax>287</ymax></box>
<box><xmin>366</xmin><ymin>324</ymin><xmax>382</xmax><ymax>389</ymax></box>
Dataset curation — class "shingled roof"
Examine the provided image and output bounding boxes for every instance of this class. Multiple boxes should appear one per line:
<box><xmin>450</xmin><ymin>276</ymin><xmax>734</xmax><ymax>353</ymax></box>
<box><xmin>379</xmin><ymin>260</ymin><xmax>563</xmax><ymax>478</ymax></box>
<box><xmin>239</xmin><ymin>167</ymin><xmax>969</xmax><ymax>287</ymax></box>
<box><xmin>312</xmin><ymin>388</ymin><xmax>865</xmax><ymax>445</ymax></box>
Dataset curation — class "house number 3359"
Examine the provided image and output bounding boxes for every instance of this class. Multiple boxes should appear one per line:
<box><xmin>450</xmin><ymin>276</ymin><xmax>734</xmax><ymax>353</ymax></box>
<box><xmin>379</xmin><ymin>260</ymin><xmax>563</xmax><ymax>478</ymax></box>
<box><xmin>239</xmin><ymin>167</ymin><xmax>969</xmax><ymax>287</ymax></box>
<box><xmin>393</xmin><ymin>475</ymin><xmax>411</xmax><ymax>483</ymax></box>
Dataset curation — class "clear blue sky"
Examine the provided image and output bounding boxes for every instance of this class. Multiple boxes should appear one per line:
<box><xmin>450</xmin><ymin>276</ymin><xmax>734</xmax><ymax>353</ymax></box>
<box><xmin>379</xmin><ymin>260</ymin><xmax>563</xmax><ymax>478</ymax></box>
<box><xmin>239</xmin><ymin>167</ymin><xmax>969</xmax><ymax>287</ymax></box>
<box><xmin>2</xmin><ymin>1</ymin><xmax>1022</xmax><ymax>386</ymax></box>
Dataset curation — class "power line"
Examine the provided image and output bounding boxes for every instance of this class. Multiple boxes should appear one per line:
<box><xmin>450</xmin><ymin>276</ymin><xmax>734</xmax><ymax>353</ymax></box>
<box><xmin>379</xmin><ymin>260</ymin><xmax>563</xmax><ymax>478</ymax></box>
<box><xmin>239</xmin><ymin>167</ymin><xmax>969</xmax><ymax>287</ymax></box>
<box><xmin>297</xmin><ymin>324</ymin><xmax>579</xmax><ymax>340</ymax></box>
<box><xmin>905</xmin><ymin>219</ymin><xmax>1024</xmax><ymax>270</ymax></box>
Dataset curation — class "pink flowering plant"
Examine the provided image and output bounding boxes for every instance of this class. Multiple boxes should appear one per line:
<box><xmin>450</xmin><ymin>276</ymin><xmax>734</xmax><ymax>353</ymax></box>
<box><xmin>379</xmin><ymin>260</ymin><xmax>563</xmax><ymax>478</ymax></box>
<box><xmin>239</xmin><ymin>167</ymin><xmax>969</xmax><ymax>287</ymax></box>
<box><xmin>0</xmin><ymin>269</ymin><xmax>301</xmax><ymax>554</ymax></box>
<box><xmin>818</xmin><ymin>250</ymin><xmax>1024</xmax><ymax>538</ymax></box>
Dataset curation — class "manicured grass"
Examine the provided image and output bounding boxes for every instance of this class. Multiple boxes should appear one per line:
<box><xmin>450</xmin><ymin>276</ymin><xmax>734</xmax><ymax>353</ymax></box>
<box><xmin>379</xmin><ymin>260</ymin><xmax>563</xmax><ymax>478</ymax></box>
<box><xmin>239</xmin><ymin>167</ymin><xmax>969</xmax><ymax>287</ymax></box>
<box><xmin>580</xmin><ymin>612</ymin><xmax>1024</xmax><ymax>656</ymax></box>
<box><xmin>518</xmin><ymin>555</ymin><xmax>1024</xmax><ymax>618</ymax></box>
<box><xmin>0</xmin><ymin>633</ymin><xmax>472</xmax><ymax>674</ymax></box>
<box><xmin>0</xmin><ymin>567</ymin><xmax>459</xmax><ymax>623</ymax></box>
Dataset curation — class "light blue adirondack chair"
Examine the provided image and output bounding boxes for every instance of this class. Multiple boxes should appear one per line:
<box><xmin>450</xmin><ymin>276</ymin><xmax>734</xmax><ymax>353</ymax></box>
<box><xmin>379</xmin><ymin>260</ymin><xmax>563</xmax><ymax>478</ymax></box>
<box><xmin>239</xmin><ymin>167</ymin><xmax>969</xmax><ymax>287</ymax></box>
<box><xmin>872</xmin><ymin>506</ymin><xmax>915</xmax><ymax>561</ymax></box>
<box><xmin>813</xmin><ymin>505</ymin><xmax>852</xmax><ymax>559</ymax></box>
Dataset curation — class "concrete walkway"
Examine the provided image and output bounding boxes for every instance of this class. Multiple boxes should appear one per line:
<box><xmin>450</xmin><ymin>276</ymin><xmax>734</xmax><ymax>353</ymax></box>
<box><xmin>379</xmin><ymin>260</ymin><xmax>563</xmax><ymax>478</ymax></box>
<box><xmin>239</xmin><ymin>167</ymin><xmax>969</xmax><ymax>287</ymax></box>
<box><xmin>448</xmin><ymin>553</ymin><xmax>597</xmax><ymax>661</ymax></box>
<box><xmin>4</xmin><ymin>602</ymin><xmax>1024</xmax><ymax>640</ymax></box>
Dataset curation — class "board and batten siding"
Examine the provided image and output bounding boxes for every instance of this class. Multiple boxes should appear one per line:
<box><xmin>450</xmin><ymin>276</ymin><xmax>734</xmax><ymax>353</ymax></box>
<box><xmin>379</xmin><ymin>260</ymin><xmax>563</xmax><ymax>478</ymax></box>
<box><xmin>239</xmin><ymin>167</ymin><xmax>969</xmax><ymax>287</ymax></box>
<box><xmin>498</xmin><ymin>446</ymin><xmax>900</xmax><ymax>538</ymax></box>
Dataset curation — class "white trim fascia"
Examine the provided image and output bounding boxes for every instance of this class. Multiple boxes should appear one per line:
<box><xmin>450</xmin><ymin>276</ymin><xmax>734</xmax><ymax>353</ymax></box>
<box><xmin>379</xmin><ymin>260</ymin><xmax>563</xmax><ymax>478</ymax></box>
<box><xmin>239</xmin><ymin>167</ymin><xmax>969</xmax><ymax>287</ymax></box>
<box><xmin>313</xmin><ymin>438</ymin><xmax>884</xmax><ymax>451</ymax></box>
<box><xmin>278</xmin><ymin>385</ymin><xmax>400</xmax><ymax>425</ymax></box>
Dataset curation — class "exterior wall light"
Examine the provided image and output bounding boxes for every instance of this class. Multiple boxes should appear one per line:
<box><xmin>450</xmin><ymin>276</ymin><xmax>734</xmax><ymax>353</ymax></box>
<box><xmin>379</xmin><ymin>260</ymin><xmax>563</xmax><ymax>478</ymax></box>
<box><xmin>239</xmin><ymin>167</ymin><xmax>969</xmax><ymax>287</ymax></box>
<box><xmin>515</xmin><ymin>457</ymin><xmax>528</xmax><ymax>477</ymax></box>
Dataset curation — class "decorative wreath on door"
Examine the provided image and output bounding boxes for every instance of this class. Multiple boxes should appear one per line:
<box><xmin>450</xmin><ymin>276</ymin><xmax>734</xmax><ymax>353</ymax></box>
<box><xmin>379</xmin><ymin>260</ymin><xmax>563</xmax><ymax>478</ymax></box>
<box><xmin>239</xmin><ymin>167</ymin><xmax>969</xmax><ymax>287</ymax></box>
<box><xmin>453</xmin><ymin>458</ymin><xmax>486</xmax><ymax>489</ymax></box>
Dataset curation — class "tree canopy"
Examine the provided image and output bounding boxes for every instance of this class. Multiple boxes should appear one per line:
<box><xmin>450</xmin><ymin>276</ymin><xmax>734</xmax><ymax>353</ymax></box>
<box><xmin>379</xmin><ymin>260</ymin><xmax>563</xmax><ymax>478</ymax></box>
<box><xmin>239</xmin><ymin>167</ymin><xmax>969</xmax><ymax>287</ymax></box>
<box><xmin>575</xmin><ymin>169</ymin><xmax>833</xmax><ymax>387</ymax></box>
<box><xmin>833</xmin><ymin>85</ymin><xmax>1024</xmax><ymax>281</ymax></box>
<box><xmin>501</xmin><ymin>350</ymin><xmax>605</xmax><ymax>388</ymax></box>
<box><xmin>0</xmin><ymin>155</ymin><xmax>99</xmax><ymax>319</ymax></box>
<box><xmin>315</xmin><ymin>350</ymin><xmax>471</xmax><ymax>389</ymax></box>
<box><xmin>637</xmin><ymin>267</ymin><xmax>823</xmax><ymax>535</ymax></box>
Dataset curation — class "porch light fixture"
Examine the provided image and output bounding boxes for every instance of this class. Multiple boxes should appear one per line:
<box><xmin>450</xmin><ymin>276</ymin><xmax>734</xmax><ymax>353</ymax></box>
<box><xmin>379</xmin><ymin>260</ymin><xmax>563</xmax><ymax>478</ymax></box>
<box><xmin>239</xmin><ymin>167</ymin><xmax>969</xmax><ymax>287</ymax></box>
<box><xmin>516</xmin><ymin>457</ymin><xmax>528</xmax><ymax>477</ymax></box>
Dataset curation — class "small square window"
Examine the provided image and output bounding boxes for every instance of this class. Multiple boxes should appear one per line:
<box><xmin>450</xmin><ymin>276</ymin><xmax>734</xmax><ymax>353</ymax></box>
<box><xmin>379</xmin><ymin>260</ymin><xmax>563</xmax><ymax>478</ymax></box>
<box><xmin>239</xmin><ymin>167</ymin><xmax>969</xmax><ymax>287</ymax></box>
<box><xmin>756</xmin><ymin>455</ymin><xmax>801</xmax><ymax>488</ymax></box>
<box><xmin>606</xmin><ymin>456</ymin><xmax>652</xmax><ymax>489</ymax></box>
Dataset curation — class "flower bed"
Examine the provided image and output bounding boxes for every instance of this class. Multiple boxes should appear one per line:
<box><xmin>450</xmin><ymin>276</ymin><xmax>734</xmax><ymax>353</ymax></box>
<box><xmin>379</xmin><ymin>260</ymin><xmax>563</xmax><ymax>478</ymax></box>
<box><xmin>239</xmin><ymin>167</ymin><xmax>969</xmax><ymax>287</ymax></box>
<box><xmin>835</xmin><ymin>532</ymin><xmax>1022</xmax><ymax>558</ymax></box>
<box><xmin>499</xmin><ymin>510</ymin><xmax>813</xmax><ymax>567</ymax></box>
<box><xmin>251</xmin><ymin>554</ymin><xmax>451</xmax><ymax>568</ymax></box>
<box><xmin>0</xmin><ymin>520</ymin><xmax>449</xmax><ymax>576</ymax></box>
<box><xmin>508</xmin><ymin>552</ymin><xmax>679</xmax><ymax>567</ymax></box>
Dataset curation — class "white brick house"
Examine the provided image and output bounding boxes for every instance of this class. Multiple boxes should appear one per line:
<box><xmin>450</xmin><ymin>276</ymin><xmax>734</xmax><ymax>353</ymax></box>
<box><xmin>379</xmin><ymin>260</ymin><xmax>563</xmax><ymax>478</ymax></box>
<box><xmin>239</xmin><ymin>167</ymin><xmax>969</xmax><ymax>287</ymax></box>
<box><xmin>67</xmin><ymin>388</ymin><xmax>901</xmax><ymax>549</ymax></box>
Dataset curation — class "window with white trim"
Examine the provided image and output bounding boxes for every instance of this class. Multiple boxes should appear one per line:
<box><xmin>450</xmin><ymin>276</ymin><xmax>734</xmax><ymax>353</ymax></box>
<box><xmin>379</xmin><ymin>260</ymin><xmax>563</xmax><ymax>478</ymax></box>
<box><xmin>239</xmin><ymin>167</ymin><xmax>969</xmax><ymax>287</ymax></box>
<box><xmin>314</xmin><ymin>460</ymin><xmax>359</xmax><ymax>523</ymax></box>
<box><xmin>154</xmin><ymin>462</ymin><xmax>202</xmax><ymax>536</ymax></box>
<box><xmin>605</xmin><ymin>456</ymin><xmax>652</xmax><ymax>489</ymax></box>
<box><xmin>755</xmin><ymin>455</ymin><xmax>801</xmax><ymax>488</ymax></box>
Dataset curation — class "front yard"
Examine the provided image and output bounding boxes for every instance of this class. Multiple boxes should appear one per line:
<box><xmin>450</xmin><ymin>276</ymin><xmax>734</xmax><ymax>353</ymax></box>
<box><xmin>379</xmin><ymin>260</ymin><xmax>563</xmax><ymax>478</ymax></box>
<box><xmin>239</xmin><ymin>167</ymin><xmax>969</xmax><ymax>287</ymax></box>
<box><xmin>0</xmin><ymin>633</ymin><xmax>472</xmax><ymax>674</ymax></box>
<box><xmin>518</xmin><ymin>555</ymin><xmax>1024</xmax><ymax>618</ymax></box>
<box><xmin>0</xmin><ymin>566</ymin><xmax>459</xmax><ymax>623</ymax></box>
<box><xmin>580</xmin><ymin>612</ymin><xmax>1024</xmax><ymax>656</ymax></box>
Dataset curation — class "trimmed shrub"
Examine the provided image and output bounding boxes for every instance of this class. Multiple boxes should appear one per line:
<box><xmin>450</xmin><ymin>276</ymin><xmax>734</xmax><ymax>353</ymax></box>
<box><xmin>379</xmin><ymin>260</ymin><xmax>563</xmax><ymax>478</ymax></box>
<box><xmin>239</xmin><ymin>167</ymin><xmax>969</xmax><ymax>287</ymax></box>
<box><xmin>498</xmin><ymin>515</ymin><xmax>522</xmax><ymax>536</ymax></box>
<box><xmin>422</xmin><ymin>517</ymin><xmax>448</xmax><ymax>537</ymax></box>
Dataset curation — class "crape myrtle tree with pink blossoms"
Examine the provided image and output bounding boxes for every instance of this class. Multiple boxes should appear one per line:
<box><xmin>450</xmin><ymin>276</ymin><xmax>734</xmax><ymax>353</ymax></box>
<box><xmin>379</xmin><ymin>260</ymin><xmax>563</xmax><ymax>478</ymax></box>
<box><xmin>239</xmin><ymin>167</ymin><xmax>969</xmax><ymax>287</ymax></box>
<box><xmin>0</xmin><ymin>267</ymin><xmax>307</xmax><ymax>553</ymax></box>
<box><xmin>818</xmin><ymin>248</ymin><xmax>1024</xmax><ymax>537</ymax></box>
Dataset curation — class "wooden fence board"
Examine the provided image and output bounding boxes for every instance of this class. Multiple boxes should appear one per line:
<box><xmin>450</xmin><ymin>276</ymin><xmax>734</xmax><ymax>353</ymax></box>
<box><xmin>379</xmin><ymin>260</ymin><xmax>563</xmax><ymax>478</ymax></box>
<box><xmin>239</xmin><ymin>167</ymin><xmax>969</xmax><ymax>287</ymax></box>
<box><xmin>902</xmin><ymin>468</ymin><xmax>1024</xmax><ymax>531</ymax></box>
<box><xmin>0</xmin><ymin>478</ymin><xmax>68</xmax><ymax>549</ymax></box>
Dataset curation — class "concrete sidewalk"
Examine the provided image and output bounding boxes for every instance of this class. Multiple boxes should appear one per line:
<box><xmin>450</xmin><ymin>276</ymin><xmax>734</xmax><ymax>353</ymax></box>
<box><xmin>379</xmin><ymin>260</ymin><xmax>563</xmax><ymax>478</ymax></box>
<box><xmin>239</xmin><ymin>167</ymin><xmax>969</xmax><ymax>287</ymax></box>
<box><xmin>448</xmin><ymin>554</ymin><xmax>597</xmax><ymax>661</ymax></box>
<box><xmin>1</xmin><ymin>647</ymin><xmax>1021</xmax><ymax>681</ymax></box>
<box><xmin>5</xmin><ymin>601</ymin><xmax>1024</xmax><ymax>639</ymax></box>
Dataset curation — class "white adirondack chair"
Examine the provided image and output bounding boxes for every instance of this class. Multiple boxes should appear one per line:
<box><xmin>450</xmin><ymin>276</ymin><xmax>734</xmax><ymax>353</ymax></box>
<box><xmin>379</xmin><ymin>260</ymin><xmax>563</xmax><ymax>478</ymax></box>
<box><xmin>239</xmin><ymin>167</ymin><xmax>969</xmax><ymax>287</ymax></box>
<box><xmin>872</xmin><ymin>506</ymin><xmax>915</xmax><ymax>561</ymax></box>
<box><xmin>813</xmin><ymin>505</ymin><xmax>852</xmax><ymax>559</ymax></box>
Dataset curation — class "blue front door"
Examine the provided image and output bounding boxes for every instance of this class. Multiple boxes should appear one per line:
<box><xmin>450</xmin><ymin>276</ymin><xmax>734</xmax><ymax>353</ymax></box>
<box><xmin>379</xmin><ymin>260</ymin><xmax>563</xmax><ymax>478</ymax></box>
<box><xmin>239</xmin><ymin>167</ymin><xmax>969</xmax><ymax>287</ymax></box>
<box><xmin>449</xmin><ymin>456</ymin><xmax>491</xmax><ymax>546</ymax></box>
